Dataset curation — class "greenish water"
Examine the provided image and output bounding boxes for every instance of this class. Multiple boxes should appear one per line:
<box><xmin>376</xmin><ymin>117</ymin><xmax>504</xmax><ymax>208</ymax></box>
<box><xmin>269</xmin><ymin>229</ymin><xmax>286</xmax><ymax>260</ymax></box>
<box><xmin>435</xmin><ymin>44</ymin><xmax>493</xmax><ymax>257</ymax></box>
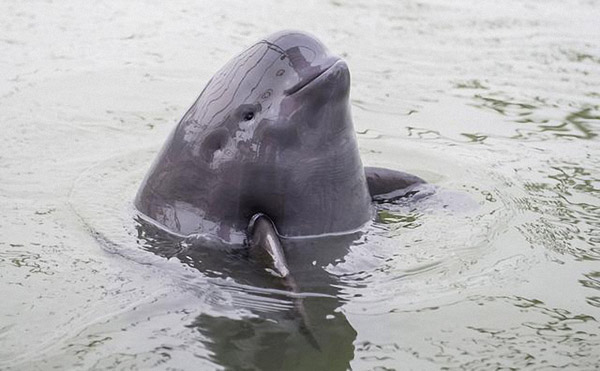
<box><xmin>1</xmin><ymin>0</ymin><xmax>599</xmax><ymax>370</ymax></box>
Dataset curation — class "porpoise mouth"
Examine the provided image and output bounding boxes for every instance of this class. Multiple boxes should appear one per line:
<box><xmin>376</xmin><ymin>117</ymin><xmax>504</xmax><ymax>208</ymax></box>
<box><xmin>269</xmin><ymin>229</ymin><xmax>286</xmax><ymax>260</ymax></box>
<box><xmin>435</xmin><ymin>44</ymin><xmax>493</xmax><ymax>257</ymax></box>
<box><xmin>285</xmin><ymin>59</ymin><xmax>343</xmax><ymax>95</ymax></box>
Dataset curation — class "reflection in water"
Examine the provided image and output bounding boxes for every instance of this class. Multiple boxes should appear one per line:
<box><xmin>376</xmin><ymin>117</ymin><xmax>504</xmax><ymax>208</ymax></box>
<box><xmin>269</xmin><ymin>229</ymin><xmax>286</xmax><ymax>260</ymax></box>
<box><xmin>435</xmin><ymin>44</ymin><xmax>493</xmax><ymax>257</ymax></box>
<box><xmin>463</xmin><ymin>296</ymin><xmax>599</xmax><ymax>369</ymax></box>
<box><xmin>515</xmin><ymin>155</ymin><xmax>600</xmax><ymax>261</ymax></box>
<box><xmin>580</xmin><ymin>271</ymin><xmax>600</xmax><ymax>309</ymax></box>
<box><xmin>472</xmin><ymin>95</ymin><xmax>536</xmax><ymax>117</ymax></box>
<box><xmin>364</xmin><ymin>295</ymin><xmax>600</xmax><ymax>370</ymax></box>
<box><xmin>458</xmin><ymin>89</ymin><xmax>599</xmax><ymax>142</ymax></box>
<box><xmin>541</xmin><ymin>107</ymin><xmax>598</xmax><ymax>140</ymax></box>
<box><xmin>135</xmin><ymin>219</ymin><xmax>358</xmax><ymax>370</ymax></box>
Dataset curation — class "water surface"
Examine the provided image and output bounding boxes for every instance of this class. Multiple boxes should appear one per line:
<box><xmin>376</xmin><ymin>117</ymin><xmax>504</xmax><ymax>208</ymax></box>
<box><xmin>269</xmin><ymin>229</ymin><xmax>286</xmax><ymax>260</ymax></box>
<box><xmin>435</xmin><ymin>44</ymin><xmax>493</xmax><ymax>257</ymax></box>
<box><xmin>1</xmin><ymin>0</ymin><xmax>599</xmax><ymax>369</ymax></box>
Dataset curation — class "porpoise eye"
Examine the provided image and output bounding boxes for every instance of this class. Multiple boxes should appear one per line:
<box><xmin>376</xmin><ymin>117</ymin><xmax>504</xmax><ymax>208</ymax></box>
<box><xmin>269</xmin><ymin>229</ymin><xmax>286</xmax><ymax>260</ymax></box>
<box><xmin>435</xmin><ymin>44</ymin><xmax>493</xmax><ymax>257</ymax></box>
<box><xmin>243</xmin><ymin>112</ymin><xmax>255</xmax><ymax>121</ymax></box>
<box><xmin>239</xmin><ymin>103</ymin><xmax>261</xmax><ymax>121</ymax></box>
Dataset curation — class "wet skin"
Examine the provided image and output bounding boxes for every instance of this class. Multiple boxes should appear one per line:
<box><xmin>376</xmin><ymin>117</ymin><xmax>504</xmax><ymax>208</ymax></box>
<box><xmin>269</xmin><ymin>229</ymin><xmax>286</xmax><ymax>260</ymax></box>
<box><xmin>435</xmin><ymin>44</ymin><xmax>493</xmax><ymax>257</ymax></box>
<box><xmin>135</xmin><ymin>31</ymin><xmax>425</xmax><ymax>362</ymax></box>
<box><xmin>135</xmin><ymin>30</ymin><xmax>424</xmax><ymax>245</ymax></box>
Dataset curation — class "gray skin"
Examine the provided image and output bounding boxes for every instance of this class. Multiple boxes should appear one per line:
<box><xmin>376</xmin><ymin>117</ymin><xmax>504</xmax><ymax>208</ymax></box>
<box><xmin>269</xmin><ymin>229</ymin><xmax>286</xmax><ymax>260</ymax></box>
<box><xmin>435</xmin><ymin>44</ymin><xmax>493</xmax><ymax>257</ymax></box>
<box><xmin>135</xmin><ymin>30</ymin><xmax>424</xmax><ymax>245</ymax></box>
<box><xmin>136</xmin><ymin>31</ymin><xmax>425</xmax><ymax>350</ymax></box>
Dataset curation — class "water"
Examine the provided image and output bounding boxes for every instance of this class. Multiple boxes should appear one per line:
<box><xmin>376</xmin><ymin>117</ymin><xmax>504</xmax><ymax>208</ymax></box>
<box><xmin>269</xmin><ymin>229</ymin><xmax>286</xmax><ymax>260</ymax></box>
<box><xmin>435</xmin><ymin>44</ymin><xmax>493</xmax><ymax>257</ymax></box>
<box><xmin>1</xmin><ymin>0</ymin><xmax>599</xmax><ymax>369</ymax></box>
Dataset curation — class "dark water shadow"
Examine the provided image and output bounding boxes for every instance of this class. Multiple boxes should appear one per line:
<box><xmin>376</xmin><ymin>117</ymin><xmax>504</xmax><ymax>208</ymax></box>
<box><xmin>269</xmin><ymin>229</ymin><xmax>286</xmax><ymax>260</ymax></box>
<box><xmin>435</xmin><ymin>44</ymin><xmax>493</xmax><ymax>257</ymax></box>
<box><xmin>135</xmin><ymin>218</ymin><xmax>358</xmax><ymax>371</ymax></box>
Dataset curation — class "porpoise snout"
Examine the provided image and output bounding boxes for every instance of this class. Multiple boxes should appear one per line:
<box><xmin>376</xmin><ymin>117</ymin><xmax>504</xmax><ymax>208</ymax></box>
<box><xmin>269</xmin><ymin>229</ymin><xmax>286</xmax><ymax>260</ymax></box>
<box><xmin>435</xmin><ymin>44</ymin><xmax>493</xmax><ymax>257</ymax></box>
<box><xmin>265</xmin><ymin>31</ymin><xmax>341</xmax><ymax>95</ymax></box>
